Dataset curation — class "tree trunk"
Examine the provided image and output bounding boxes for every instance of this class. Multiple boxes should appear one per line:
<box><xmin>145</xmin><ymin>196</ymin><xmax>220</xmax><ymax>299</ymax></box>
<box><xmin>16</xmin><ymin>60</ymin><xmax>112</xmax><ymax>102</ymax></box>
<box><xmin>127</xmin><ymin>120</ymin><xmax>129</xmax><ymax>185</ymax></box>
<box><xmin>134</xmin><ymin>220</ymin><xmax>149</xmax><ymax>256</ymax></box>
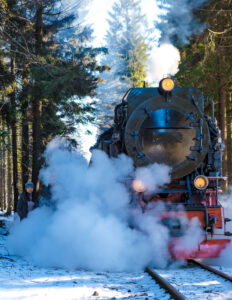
<box><xmin>10</xmin><ymin>51</ymin><xmax>19</xmax><ymax>211</ymax></box>
<box><xmin>227</xmin><ymin>92</ymin><xmax>232</xmax><ymax>185</ymax></box>
<box><xmin>32</xmin><ymin>99</ymin><xmax>42</xmax><ymax>194</ymax></box>
<box><xmin>7</xmin><ymin>126</ymin><xmax>12</xmax><ymax>214</ymax></box>
<box><xmin>2</xmin><ymin>121</ymin><xmax>6</xmax><ymax>211</ymax></box>
<box><xmin>218</xmin><ymin>81</ymin><xmax>226</xmax><ymax>142</ymax></box>
<box><xmin>0</xmin><ymin>154</ymin><xmax>3</xmax><ymax>211</ymax></box>
<box><xmin>21</xmin><ymin>116</ymin><xmax>29</xmax><ymax>188</ymax></box>
<box><xmin>218</xmin><ymin>79</ymin><xmax>227</xmax><ymax>179</ymax></box>
<box><xmin>21</xmin><ymin>84</ymin><xmax>30</xmax><ymax>188</ymax></box>
<box><xmin>32</xmin><ymin>3</ymin><xmax>43</xmax><ymax>197</ymax></box>
<box><xmin>0</xmin><ymin>119</ymin><xmax>3</xmax><ymax>211</ymax></box>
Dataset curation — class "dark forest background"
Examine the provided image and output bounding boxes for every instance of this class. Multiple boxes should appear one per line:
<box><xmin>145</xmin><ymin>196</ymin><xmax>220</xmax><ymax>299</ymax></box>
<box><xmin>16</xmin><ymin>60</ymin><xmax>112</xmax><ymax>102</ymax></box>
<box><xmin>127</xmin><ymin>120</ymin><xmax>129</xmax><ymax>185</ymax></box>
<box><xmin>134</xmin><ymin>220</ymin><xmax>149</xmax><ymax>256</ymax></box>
<box><xmin>0</xmin><ymin>0</ymin><xmax>231</xmax><ymax>213</ymax></box>
<box><xmin>176</xmin><ymin>0</ymin><xmax>232</xmax><ymax>185</ymax></box>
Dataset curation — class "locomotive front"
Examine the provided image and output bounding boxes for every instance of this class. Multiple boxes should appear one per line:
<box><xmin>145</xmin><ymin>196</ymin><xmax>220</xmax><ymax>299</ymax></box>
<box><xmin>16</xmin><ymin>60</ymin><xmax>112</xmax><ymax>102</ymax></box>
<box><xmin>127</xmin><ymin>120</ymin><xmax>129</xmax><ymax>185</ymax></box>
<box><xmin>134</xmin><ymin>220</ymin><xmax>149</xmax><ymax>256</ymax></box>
<box><xmin>95</xmin><ymin>78</ymin><xmax>232</xmax><ymax>259</ymax></box>
<box><xmin>124</xmin><ymin>78</ymin><xmax>210</xmax><ymax>180</ymax></box>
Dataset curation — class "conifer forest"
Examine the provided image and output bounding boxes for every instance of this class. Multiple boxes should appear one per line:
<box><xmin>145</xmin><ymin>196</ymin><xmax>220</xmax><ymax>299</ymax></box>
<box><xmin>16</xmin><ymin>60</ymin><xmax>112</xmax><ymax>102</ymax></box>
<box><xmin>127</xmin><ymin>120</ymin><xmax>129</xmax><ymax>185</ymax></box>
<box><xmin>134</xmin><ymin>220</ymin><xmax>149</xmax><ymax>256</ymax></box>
<box><xmin>0</xmin><ymin>0</ymin><xmax>232</xmax><ymax>213</ymax></box>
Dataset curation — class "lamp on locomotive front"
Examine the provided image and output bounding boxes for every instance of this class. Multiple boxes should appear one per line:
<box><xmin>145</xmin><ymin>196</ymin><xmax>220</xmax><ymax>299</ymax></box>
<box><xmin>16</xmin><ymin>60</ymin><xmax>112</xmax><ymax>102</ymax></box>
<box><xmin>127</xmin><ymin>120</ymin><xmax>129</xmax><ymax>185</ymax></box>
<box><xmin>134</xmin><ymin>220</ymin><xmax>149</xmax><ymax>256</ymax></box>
<box><xmin>132</xmin><ymin>179</ymin><xmax>146</xmax><ymax>193</ymax></box>
<box><xmin>194</xmin><ymin>175</ymin><xmax>209</xmax><ymax>190</ymax></box>
<box><xmin>159</xmin><ymin>77</ymin><xmax>175</xmax><ymax>92</ymax></box>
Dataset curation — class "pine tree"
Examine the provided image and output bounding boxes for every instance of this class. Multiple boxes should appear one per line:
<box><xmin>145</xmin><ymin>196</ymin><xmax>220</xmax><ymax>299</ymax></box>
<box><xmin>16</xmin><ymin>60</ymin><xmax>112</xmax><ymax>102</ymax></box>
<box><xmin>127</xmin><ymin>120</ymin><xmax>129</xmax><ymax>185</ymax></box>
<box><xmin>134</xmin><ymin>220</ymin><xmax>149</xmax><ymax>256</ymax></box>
<box><xmin>0</xmin><ymin>0</ymin><xmax>108</xmax><ymax>209</ymax></box>
<box><xmin>97</xmin><ymin>0</ymin><xmax>149</xmax><ymax>129</ymax></box>
<box><xmin>28</xmin><ymin>1</ymin><xmax>107</xmax><ymax>197</ymax></box>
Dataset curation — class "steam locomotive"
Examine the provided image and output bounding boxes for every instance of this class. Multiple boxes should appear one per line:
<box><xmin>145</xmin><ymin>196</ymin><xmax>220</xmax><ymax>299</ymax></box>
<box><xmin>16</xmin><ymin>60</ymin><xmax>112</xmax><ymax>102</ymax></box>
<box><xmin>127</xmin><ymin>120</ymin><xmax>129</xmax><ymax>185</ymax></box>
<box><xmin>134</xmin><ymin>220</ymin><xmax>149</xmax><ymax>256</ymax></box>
<box><xmin>95</xmin><ymin>77</ymin><xmax>232</xmax><ymax>259</ymax></box>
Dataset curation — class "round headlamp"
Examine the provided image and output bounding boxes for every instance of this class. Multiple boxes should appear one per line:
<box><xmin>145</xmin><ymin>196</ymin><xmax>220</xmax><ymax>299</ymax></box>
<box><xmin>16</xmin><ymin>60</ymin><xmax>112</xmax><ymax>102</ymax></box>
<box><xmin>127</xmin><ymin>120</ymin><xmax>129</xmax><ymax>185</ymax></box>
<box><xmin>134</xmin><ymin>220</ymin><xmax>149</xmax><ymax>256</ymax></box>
<box><xmin>132</xmin><ymin>179</ymin><xmax>146</xmax><ymax>193</ymax></box>
<box><xmin>159</xmin><ymin>78</ymin><xmax>175</xmax><ymax>92</ymax></box>
<box><xmin>194</xmin><ymin>175</ymin><xmax>209</xmax><ymax>190</ymax></box>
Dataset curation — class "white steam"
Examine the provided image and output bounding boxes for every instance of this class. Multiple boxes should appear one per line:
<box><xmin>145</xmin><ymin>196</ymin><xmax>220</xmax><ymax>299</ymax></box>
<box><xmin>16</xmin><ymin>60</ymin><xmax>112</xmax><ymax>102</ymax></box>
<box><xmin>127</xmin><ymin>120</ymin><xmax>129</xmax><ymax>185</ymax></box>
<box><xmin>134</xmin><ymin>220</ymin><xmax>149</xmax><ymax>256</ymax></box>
<box><xmin>135</xmin><ymin>161</ymin><xmax>170</xmax><ymax>193</ymax></box>
<box><xmin>7</xmin><ymin>138</ymin><xmax>171</xmax><ymax>271</ymax></box>
<box><xmin>157</xmin><ymin>0</ymin><xmax>208</xmax><ymax>45</ymax></box>
<box><xmin>147</xmin><ymin>0</ymin><xmax>207</xmax><ymax>84</ymax></box>
<box><xmin>148</xmin><ymin>43</ymin><xmax>180</xmax><ymax>83</ymax></box>
<box><xmin>172</xmin><ymin>217</ymin><xmax>205</xmax><ymax>256</ymax></box>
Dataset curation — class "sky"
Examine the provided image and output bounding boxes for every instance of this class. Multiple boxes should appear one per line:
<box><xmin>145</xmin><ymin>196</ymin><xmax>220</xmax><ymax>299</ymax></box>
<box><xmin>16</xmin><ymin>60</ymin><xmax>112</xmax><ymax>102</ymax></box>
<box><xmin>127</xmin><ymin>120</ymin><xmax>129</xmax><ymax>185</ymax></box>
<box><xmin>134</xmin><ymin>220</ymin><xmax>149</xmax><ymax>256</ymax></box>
<box><xmin>85</xmin><ymin>0</ymin><xmax>160</xmax><ymax>46</ymax></box>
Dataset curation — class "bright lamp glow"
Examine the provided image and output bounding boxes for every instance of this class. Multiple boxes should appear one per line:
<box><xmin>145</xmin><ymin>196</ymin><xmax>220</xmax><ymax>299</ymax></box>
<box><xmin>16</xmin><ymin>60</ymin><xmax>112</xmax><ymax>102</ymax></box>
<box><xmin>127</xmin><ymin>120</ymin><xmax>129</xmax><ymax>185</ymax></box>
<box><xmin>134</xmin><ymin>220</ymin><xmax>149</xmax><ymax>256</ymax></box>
<box><xmin>194</xmin><ymin>175</ymin><xmax>209</xmax><ymax>190</ymax></box>
<box><xmin>132</xmin><ymin>179</ymin><xmax>146</xmax><ymax>193</ymax></box>
<box><xmin>160</xmin><ymin>78</ymin><xmax>175</xmax><ymax>92</ymax></box>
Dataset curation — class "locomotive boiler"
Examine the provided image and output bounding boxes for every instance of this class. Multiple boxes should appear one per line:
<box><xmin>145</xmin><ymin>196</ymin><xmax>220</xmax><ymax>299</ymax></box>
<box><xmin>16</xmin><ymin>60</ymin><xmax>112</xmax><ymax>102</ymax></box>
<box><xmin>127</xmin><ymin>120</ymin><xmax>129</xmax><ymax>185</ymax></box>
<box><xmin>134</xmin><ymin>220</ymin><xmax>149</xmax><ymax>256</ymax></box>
<box><xmin>95</xmin><ymin>77</ymin><xmax>232</xmax><ymax>259</ymax></box>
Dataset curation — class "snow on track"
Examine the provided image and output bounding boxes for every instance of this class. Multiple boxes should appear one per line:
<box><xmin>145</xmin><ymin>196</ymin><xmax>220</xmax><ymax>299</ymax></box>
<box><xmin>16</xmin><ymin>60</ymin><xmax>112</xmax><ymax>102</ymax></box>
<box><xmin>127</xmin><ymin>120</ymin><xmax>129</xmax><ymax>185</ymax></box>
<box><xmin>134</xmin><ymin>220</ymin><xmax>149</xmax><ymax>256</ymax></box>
<box><xmin>212</xmin><ymin>266</ymin><xmax>232</xmax><ymax>278</ymax></box>
<box><xmin>0</xmin><ymin>235</ymin><xmax>168</xmax><ymax>300</ymax></box>
<box><xmin>153</xmin><ymin>265</ymin><xmax>232</xmax><ymax>300</ymax></box>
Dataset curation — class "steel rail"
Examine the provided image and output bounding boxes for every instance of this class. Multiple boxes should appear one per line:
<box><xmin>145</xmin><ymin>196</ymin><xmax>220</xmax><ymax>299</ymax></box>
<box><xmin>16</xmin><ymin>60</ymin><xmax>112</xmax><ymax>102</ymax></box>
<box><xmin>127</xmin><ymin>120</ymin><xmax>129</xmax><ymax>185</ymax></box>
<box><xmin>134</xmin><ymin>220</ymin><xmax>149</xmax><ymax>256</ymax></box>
<box><xmin>145</xmin><ymin>267</ymin><xmax>187</xmax><ymax>300</ymax></box>
<box><xmin>188</xmin><ymin>259</ymin><xmax>232</xmax><ymax>282</ymax></box>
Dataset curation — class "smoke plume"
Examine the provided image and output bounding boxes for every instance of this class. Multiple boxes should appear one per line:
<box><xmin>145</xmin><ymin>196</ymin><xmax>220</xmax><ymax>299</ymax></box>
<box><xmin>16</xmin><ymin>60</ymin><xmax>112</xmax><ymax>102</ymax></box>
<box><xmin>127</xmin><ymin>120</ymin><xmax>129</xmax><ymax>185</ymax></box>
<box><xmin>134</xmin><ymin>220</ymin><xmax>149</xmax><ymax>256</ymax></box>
<box><xmin>148</xmin><ymin>0</ymin><xmax>207</xmax><ymax>84</ymax></box>
<box><xmin>7</xmin><ymin>138</ymin><xmax>171</xmax><ymax>271</ymax></box>
<box><xmin>148</xmin><ymin>43</ymin><xmax>180</xmax><ymax>82</ymax></box>
<box><xmin>172</xmin><ymin>217</ymin><xmax>205</xmax><ymax>255</ymax></box>
<box><xmin>134</xmin><ymin>161</ymin><xmax>171</xmax><ymax>193</ymax></box>
<box><xmin>157</xmin><ymin>0</ymin><xmax>208</xmax><ymax>45</ymax></box>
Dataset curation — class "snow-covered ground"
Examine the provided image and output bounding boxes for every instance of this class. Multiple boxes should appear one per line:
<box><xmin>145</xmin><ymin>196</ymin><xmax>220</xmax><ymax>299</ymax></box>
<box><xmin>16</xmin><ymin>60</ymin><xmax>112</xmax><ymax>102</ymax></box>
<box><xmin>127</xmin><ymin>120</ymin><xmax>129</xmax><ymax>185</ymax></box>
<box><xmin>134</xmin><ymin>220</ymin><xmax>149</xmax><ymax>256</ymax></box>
<box><xmin>1</xmin><ymin>214</ymin><xmax>232</xmax><ymax>300</ymax></box>
<box><xmin>0</xmin><ymin>234</ymin><xmax>167</xmax><ymax>300</ymax></box>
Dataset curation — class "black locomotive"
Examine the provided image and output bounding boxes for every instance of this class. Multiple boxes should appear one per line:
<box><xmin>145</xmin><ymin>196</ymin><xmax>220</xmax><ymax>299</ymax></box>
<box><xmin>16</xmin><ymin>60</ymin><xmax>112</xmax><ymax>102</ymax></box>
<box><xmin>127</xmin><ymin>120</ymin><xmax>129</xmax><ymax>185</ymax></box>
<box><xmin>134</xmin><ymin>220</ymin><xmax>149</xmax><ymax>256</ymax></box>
<box><xmin>94</xmin><ymin>78</ymin><xmax>231</xmax><ymax>259</ymax></box>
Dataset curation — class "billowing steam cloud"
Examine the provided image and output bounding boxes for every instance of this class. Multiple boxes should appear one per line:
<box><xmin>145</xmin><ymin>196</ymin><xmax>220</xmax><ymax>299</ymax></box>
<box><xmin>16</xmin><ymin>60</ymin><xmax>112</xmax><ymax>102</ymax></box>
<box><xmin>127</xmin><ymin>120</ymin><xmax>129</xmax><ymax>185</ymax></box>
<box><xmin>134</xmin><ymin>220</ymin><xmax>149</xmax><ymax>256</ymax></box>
<box><xmin>157</xmin><ymin>0</ymin><xmax>208</xmax><ymax>45</ymax></box>
<box><xmin>134</xmin><ymin>161</ymin><xmax>171</xmax><ymax>193</ymax></box>
<box><xmin>148</xmin><ymin>43</ymin><xmax>180</xmax><ymax>82</ymax></box>
<box><xmin>7</xmin><ymin>138</ymin><xmax>172</xmax><ymax>271</ymax></box>
<box><xmin>6</xmin><ymin>139</ymin><xmax>206</xmax><ymax>271</ymax></box>
<box><xmin>148</xmin><ymin>0</ymin><xmax>207</xmax><ymax>83</ymax></box>
<box><xmin>172</xmin><ymin>217</ymin><xmax>205</xmax><ymax>255</ymax></box>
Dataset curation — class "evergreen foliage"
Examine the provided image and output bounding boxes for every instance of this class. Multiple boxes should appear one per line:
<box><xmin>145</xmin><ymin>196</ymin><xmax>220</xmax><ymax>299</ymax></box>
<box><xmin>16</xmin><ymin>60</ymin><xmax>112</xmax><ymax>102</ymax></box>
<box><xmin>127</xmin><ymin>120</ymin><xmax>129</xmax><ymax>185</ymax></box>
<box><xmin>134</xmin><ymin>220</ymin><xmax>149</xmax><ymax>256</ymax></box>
<box><xmin>175</xmin><ymin>0</ymin><xmax>232</xmax><ymax>184</ymax></box>
<box><xmin>0</xmin><ymin>0</ymin><xmax>107</xmax><ymax>209</ymax></box>
<box><xmin>97</xmin><ymin>0</ymin><xmax>149</xmax><ymax>129</ymax></box>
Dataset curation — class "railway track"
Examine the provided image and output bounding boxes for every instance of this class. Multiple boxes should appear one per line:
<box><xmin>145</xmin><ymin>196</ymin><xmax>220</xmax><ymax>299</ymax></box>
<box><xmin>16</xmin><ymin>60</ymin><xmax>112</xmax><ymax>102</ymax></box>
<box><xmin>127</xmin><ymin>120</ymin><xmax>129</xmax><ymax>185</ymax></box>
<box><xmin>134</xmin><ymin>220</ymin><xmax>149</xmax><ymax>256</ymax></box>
<box><xmin>145</xmin><ymin>260</ymin><xmax>232</xmax><ymax>300</ymax></box>
<box><xmin>188</xmin><ymin>259</ymin><xmax>232</xmax><ymax>282</ymax></box>
<box><xmin>145</xmin><ymin>266</ymin><xmax>187</xmax><ymax>300</ymax></box>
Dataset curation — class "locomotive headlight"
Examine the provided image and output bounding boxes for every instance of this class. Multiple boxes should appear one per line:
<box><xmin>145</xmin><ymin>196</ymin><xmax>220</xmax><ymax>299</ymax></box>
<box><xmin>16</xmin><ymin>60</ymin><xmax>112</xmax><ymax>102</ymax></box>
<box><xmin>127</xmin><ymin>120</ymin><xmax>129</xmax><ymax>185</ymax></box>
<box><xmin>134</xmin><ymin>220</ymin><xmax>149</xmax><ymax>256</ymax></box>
<box><xmin>194</xmin><ymin>175</ymin><xmax>209</xmax><ymax>190</ymax></box>
<box><xmin>160</xmin><ymin>78</ymin><xmax>175</xmax><ymax>92</ymax></box>
<box><xmin>132</xmin><ymin>179</ymin><xmax>146</xmax><ymax>193</ymax></box>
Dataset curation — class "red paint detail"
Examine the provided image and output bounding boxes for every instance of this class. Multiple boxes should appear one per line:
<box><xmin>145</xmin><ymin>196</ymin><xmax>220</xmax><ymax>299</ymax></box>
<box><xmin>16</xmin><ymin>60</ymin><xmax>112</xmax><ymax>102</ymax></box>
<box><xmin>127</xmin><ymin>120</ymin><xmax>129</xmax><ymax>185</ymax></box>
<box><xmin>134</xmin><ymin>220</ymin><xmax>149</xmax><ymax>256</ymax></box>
<box><xmin>169</xmin><ymin>238</ymin><xmax>231</xmax><ymax>259</ymax></box>
<box><xmin>206</xmin><ymin>193</ymin><xmax>217</xmax><ymax>206</ymax></box>
<box><xmin>206</xmin><ymin>189</ymin><xmax>222</xmax><ymax>194</ymax></box>
<box><xmin>207</xmin><ymin>207</ymin><xmax>223</xmax><ymax>228</ymax></box>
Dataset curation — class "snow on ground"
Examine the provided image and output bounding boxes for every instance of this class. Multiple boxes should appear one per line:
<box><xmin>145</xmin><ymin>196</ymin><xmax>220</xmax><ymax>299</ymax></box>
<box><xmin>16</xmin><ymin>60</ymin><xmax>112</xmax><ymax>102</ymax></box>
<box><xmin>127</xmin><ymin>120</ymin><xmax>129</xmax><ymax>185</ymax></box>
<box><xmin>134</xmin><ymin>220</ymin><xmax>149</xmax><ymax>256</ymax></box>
<box><xmin>1</xmin><ymin>214</ymin><xmax>232</xmax><ymax>300</ymax></box>
<box><xmin>0</xmin><ymin>234</ymin><xmax>168</xmax><ymax>300</ymax></box>
<box><xmin>153</xmin><ymin>265</ymin><xmax>232</xmax><ymax>300</ymax></box>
